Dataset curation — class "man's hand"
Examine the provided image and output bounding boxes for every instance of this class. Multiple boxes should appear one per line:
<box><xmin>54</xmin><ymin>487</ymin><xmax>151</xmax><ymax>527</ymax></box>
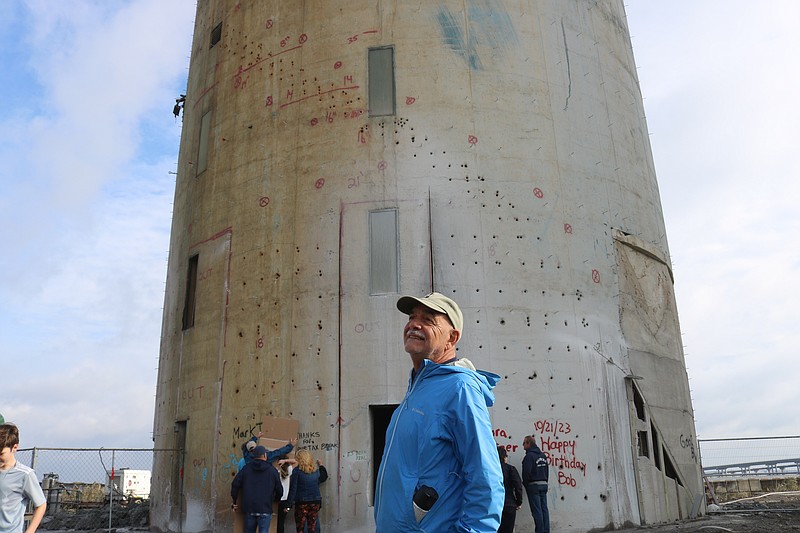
<box><xmin>231</xmin><ymin>503</ymin><xmax>239</xmax><ymax>511</ymax></box>
<box><xmin>290</xmin><ymin>437</ymin><xmax>298</xmax><ymax>446</ymax></box>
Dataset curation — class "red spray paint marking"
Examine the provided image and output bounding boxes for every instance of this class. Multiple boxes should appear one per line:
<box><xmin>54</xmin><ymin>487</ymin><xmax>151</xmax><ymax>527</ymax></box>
<box><xmin>280</xmin><ymin>85</ymin><xmax>360</xmax><ymax>108</ymax></box>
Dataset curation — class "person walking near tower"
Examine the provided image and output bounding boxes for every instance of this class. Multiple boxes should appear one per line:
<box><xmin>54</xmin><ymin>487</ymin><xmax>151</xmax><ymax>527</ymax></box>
<box><xmin>497</xmin><ymin>446</ymin><xmax>524</xmax><ymax>533</ymax></box>
<box><xmin>374</xmin><ymin>292</ymin><xmax>504</xmax><ymax>532</ymax></box>
<box><xmin>285</xmin><ymin>449</ymin><xmax>327</xmax><ymax>533</ymax></box>
<box><xmin>231</xmin><ymin>446</ymin><xmax>283</xmax><ymax>533</ymax></box>
<box><xmin>522</xmin><ymin>435</ymin><xmax>550</xmax><ymax>533</ymax></box>
<box><xmin>0</xmin><ymin>423</ymin><xmax>46</xmax><ymax>533</ymax></box>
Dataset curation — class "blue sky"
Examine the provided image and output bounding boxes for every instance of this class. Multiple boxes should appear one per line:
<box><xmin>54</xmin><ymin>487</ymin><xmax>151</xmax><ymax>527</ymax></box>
<box><xmin>1</xmin><ymin>1</ymin><xmax>798</xmax><ymax>449</ymax></box>
<box><xmin>0</xmin><ymin>0</ymin><xmax>195</xmax><ymax>447</ymax></box>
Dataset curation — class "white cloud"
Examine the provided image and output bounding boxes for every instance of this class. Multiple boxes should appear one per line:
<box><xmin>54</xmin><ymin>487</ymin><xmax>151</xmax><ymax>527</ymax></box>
<box><xmin>2</xmin><ymin>0</ymin><xmax>798</xmax><ymax>453</ymax></box>
<box><xmin>0</xmin><ymin>0</ymin><xmax>194</xmax><ymax>448</ymax></box>
<box><xmin>627</xmin><ymin>1</ymin><xmax>800</xmax><ymax>439</ymax></box>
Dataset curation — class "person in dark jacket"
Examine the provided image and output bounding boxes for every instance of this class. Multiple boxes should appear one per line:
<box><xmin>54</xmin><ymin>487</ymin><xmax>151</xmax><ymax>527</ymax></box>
<box><xmin>521</xmin><ymin>435</ymin><xmax>550</xmax><ymax>533</ymax></box>
<box><xmin>286</xmin><ymin>449</ymin><xmax>328</xmax><ymax>533</ymax></box>
<box><xmin>497</xmin><ymin>446</ymin><xmax>524</xmax><ymax>533</ymax></box>
<box><xmin>231</xmin><ymin>445</ymin><xmax>283</xmax><ymax>533</ymax></box>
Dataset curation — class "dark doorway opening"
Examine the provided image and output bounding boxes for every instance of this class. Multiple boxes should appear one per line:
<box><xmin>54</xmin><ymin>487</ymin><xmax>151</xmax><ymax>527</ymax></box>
<box><xmin>370</xmin><ymin>404</ymin><xmax>399</xmax><ymax>504</ymax></box>
<box><xmin>173</xmin><ymin>420</ymin><xmax>187</xmax><ymax>529</ymax></box>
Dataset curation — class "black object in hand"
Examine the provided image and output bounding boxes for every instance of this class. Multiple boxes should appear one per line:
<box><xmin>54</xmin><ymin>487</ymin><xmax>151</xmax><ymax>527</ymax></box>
<box><xmin>413</xmin><ymin>485</ymin><xmax>439</xmax><ymax>511</ymax></box>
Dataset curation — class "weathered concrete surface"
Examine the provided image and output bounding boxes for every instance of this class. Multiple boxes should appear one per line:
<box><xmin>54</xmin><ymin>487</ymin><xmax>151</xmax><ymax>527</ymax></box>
<box><xmin>152</xmin><ymin>1</ymin><xmax>702</xmax><ymax>532</ymax></box>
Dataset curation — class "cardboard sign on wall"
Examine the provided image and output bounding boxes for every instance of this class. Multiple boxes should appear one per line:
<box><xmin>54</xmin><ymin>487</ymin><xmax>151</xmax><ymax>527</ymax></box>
<box><xmin>259</xmin><ymin>415</ymin><xmax>299</xmax><ymax>457</ymax></box>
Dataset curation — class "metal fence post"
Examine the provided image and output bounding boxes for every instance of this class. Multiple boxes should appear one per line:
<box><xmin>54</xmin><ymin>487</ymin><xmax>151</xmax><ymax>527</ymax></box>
<box><xmin>108</xmin><ymin>449</ymin><xmax>115</xmax><ymax>532</ymax></box>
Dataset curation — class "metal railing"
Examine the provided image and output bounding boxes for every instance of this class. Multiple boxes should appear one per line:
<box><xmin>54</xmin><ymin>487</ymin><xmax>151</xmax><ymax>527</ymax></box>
<box><xmin>698</xmin><ymin>436</ymin><xmax>800</xmax><ymax>504</ymax></box>
<box><xmin>699</xmin><ymin>436</ymin><xmax>800</xmax><ymax>477</ymax></box>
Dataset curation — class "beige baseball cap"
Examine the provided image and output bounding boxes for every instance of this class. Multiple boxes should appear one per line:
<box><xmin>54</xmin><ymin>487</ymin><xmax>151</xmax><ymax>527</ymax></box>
<box><xmin>396</xmin><ymin>292</ymin><xmax>463</xmax><ymax>333</ymax></box>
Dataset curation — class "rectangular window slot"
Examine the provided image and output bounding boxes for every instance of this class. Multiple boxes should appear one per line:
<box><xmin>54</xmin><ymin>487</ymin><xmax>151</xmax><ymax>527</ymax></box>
<box><xmin>369</xmin><ymin>209</ymin><xmax>399</xmax><ymax>294</ymax></box>
<box><xmin>633</xmin><ymin>385</ymin><xmax>646</xmax><ymax>421</ymax></box>
<box><xmin>182</xmin><ymin>255</ymin><xmax>199</xmax><ymax>330</ymax></box>
<box><xmin>197</xmin><ymin>110</ymin><xmax>212</xmax><ymax>175</ymax></box>
<box><xmin>652</xmin><ymin>422</ymin><xmax>662</xmax><ymax>470</ymax></box>
<box><xmin>210</xmin><ymin>22</ymin><xmax>222</xmax><ymax>48</ymax></box>
<box><xmin>368</xmin><ymin>47</ymin><xmax>396</xmax><ymax>116</ymax></box>
<box><xmin>637</xmin><ymin>430</ymin><xmax>650</xmax><ymax>458</ymax></box>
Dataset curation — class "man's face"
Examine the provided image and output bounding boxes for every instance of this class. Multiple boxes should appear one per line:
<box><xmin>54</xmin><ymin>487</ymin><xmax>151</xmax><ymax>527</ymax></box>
<box><xmin>403</xmin><ymin>304</ymin><xmax>456</xmax><ymax>362</ymax></box>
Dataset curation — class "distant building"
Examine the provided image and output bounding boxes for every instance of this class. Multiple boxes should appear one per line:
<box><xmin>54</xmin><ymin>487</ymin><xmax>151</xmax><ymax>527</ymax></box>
<box><xmin>151</xmin><ymin>1</ymin><xmax>703</xmax><ymax>532</ymax></box>
<box><xmin>110</xmin><ymin>469</ymin><xmax>151</xmax><ymax>501</ymax></box>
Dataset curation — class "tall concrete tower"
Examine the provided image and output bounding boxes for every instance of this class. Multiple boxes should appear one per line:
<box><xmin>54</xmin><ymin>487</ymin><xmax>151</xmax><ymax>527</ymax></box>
<box><xmin>152</xmin><ymin>2</ymin><xmax>703</xmax><ymax>532</ymax></box>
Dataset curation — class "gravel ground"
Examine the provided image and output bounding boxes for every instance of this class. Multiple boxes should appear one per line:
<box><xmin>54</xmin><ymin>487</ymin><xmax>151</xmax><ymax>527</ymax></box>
<box><xmin>615</xmin><ymin>495</ymin><xmax>800</xmax><ymax>533</ymax></box>
<box><xmin>38</xmin><ymin>494</ymin><xmax>800</xmax><ymax>532</ymax></box>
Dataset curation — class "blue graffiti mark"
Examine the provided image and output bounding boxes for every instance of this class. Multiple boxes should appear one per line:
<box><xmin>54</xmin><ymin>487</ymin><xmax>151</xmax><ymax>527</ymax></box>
<box><xmin>193</xmin><ymin>464</ymin><xmax>210</xmax><ymax>489</ymax></box>
<box><xmin>436</xmin><ymin>8</ymin><xmax>479</xmax><ymax>70</ymax></box>
<box><xmin>435</xmin><ymin>0</ymin><xmax>519</xmax><ymax>71</ymax></box>
<box><xmin>219</xmin><ymin>453</ymin><xmax>239</xmax><ymax>472</ymax></box>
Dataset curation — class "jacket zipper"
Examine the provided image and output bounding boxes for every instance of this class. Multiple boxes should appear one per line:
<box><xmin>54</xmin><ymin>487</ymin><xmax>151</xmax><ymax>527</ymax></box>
<box><xmin>375</xmin><ymin>365</ymin><xmax>425</xmax><ymax>521</ymax></box>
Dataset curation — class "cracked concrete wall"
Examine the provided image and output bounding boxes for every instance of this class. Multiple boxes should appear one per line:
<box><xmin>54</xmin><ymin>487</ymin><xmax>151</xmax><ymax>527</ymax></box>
<box><xmin>151</xmin><ymin>1</ymin><xmax>702</xmax><ymax>532</ymax></box>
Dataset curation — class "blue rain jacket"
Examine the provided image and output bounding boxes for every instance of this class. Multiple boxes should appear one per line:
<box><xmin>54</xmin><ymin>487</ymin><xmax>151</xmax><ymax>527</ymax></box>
<box><xmin>374</xmin><ymin>359</ymin><xmax>504</xmax><ymax>532</ymax></box>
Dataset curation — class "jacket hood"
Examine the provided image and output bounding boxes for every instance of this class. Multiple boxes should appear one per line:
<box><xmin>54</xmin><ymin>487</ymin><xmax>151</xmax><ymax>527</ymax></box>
<box><xmin>417</xmin><ymin>358</ymin><xmax>501</xmax><ymax>407</ymax></box>
<box><xmin>249</xmin><ymin>459</ymin><xmax>270</xmax><ymax>471</ymax></box>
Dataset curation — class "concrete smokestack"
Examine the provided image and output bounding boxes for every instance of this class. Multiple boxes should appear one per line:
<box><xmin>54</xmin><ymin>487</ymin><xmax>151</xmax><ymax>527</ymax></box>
<box><xmin>151</xmin><ymin>2</ymin><xmax>703</xmax><ymax>531</ymax></box>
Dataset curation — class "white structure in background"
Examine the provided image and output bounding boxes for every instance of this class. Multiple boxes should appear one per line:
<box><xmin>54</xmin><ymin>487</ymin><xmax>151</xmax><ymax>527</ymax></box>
<box><xmin>151</xmin><ymin>1</ymin><xmax>704</xmax><ymax>532</ymax></box>
<box><xmin>110</xmin><ymin>469</ymin><xmax>151</xmax><ymax>500</ymax></box>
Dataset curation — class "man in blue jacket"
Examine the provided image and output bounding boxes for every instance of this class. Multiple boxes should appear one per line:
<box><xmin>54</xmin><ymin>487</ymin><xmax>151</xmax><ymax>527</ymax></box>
<box><xmin>374</xmin><ymin>292</ymin><xmax>504</xmax><ymax>532</ymax></box>
<box><xmin>522</xmin><ymin>435</ymin><xmax>550</xmax><ymax>533</ymax></box>
<box><xmin>231</xmin><ymin>445</ymin><xmax>283</xmax><ymax>533</ymax></box>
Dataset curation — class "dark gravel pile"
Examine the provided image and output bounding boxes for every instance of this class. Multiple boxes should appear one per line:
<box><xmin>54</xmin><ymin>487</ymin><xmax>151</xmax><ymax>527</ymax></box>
<box><xmin>40</xmin><ymin>501</ymin><xmax>149</xmax><ymax>531</ymax></box>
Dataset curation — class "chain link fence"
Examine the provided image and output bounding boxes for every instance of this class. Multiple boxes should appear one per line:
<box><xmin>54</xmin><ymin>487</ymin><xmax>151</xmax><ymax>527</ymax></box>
<box><xmin>699</xmin><ymin>436</ymin><xmax>800</xmax><ymax>504</ymax></box>
<box><xmin>16</xmin><ymin>447</ymin><xmax>181</xmax><ymax>529</ymax></box>
<box><xmin>16</xmin><ymin>440</ymin><xmax>800</xmax><ymax>520</ymax></box>
<box><xmin>699</xmin><ymin>436</ymin><xmax>800</xmax><ymax>476</ymax></box>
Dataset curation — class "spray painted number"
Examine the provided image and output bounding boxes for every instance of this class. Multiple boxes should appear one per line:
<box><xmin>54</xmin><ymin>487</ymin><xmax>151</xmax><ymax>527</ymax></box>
<box><xmin>534</xmin><ymin>419</ymin><xmax>571</xmax><ymax>436</ymax></box>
